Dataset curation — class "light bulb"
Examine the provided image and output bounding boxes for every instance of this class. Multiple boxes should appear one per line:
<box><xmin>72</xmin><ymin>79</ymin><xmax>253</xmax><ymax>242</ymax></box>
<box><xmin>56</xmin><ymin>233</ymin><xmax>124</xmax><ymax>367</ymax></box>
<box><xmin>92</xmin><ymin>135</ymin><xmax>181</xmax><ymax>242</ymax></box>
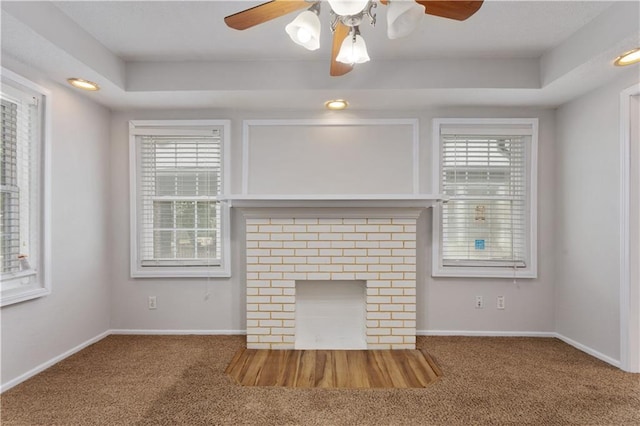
<box><xmin>336</xmin><ymin>34</ymin><xmax>370</xmax><ymax>65</ymax></box>
<box><xmin>297</xmin><ymin>27</ymin><xmax>312</xmax><ymax>43</ymax></box>
<box><xmin>285</xmin><ymin>10</ymin><xmax>321</xmax><ymax>51</ymax></box>
<box><xmin>328</xmin><ymin>0</ymin><xmax>369</xmax><ymax>16</ymax></box>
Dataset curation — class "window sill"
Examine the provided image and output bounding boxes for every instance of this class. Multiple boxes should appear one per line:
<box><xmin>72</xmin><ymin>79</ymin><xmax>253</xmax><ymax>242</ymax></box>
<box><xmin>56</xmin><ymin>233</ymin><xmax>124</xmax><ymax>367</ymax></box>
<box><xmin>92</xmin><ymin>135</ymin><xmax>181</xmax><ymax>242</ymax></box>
<box><xmin>1</xmin><ymin>286</ymin><xmax>50</xmax><ymax>307</ymax></box>
<box><xmin>432</xmin><ymin>266</ymin><xmax>537</xmax><ymax>279</ymax></box>
<box><xmin>1</xmin><ymin>270</ymin><xmax>37</xmax><ymax>284</ymax></box>
<box><xmin>131</xmin><ymin>265</ymin><xmax>231</xmax><ymax>278</ymax></box>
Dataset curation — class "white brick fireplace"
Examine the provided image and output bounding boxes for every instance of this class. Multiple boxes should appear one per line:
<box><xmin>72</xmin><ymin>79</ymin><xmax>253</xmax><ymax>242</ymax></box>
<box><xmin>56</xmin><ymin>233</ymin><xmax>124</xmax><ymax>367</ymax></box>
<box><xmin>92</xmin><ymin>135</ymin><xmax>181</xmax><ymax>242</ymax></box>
<box><xmin>229</xmin><ymin>196</ymin><xmax>441</xmax><ymax>351</ymax></box>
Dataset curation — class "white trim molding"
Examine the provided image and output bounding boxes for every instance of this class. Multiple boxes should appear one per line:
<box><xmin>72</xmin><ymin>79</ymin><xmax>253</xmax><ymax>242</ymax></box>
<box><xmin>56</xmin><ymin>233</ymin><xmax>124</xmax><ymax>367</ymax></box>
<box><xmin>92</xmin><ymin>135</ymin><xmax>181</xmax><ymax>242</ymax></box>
<box><xmin>419</xmin><ymin>330</ymin><xmax>621</xmax><ymax>368</ymax></box>
<box><xmin>555</xmin><ymin>333</ymin><xmax>621</xmax><ymax>369</ymax></box>
<box><xmin>2</xmin><ymin>327</ymin><xmax>630</xmax><ymax>393</ymax></box>
<box><xmin>221</xmin><ymin>194</ymin><xmax>446</xmax><ymax>209</ymax></box>
<box><xmin>0</xmin><ymin>68</ymin><xmax>52</xmax><ymax>307</ymax></box>
<box><xmin>0</xmin><ymin>329</ymin><xmax>246</xmax><ymax>393</ymax></box>
<box><xmin>128</xmin><ymin>119</ymin><xmax>232</xmax><ymax>278</ymax></box>
<box><xmin>418</xmin><ymin>330</ymin><xmax>556</xmax><ymax>338</ymax></box>
<box><xmin>620</xmin><ymin>83</ymin><xmax>640</xmax><ymax>373</ymax></box>
<box><xmin>109</xmin><ymin>329</ymin><xmax>247</xmax><ymax>335</ymax></box>
<box><xmin>0</xmin><ymin>330</ymin><xmax>110</xmax><ymax>393</ymax></box>
<box><xmin>431</xmin><ymin>118</ymin><xmax>539</xmax><ymax>279</ymax></box>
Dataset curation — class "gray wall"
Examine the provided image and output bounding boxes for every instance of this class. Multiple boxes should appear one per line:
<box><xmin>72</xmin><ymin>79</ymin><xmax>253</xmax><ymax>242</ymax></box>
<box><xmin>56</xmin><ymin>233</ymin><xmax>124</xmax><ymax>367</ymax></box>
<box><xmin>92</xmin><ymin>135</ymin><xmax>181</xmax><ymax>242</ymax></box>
<box><xmin>423</xmin><ymin>109</ymin><xmax>556</xmax><ymax>333</ymax></box>
<box><xmin>1</xmin><ymin>61</ymin><xmax>112</xmax><ymax>387</ymax></box>
<box><xmin>554</xmin><ymin>68</ymin><xmax>640</xmax><ymax>361</ymax></box>
<box><xmin>4</xmin><ymin>63</ymin><xmax>633</xmax><ymax>390</ymax></box>
<box><xmin>109</xmin><ymin>107</ymin><xmax>556</xmax><ymax>335</ymax></box>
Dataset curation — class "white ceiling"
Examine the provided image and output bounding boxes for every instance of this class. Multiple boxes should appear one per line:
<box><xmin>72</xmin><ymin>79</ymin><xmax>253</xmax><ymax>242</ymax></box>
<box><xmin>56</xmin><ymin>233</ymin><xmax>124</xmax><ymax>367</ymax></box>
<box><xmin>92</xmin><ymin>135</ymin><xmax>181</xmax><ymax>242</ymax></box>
<box><xmin>52</xmin><ymin>1</ymin><xmax>610</xmax><ymax>61</ymax></box>
<box><xmin>1</xmin><ymin>1</ymin><xmax>638</xmax><ymax>111</ymax></box>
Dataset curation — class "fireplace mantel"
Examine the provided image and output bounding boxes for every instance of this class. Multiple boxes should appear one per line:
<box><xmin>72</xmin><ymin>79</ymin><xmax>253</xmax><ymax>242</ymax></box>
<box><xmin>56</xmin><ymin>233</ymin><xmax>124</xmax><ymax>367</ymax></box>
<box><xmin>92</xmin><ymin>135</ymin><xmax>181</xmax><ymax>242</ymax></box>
<box><xmin>221</xmin><ymin>194</ymin><xmax>446</xmax><ymax>209</ymax></box>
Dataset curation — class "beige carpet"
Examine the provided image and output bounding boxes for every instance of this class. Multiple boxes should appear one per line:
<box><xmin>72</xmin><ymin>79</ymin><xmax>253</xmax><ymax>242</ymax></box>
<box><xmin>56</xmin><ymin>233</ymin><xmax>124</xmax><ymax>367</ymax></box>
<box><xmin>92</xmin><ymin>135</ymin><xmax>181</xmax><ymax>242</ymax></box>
<box><xmin>1</xmin><ymin>335</ymin><xmax>639</xmax><ymax>425</ymax></box>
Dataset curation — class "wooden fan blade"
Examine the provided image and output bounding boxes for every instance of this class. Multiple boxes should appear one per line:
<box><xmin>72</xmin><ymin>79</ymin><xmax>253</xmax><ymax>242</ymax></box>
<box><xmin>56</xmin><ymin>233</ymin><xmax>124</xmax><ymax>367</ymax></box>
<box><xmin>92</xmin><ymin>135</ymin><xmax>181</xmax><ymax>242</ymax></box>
<box><xmin>415</xmin><ymin>1</ymin><xmax>483</xmax><ymax>21</ymax></box>
<box><xmin>224</xmin><ymin>0</ymin><xmax>310</xmax><ymax>30</ymax></box>
<box><xmin>330</xmin><ymin>22</ymin><xmax>353</xmax><ymax>77</ymax></box>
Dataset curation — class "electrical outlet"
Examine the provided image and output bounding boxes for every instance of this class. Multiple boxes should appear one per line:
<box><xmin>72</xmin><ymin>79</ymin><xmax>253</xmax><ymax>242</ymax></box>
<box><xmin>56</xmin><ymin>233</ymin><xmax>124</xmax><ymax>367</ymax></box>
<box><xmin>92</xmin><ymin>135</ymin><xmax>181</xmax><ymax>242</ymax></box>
<box><xmin>475</xmin><ymin>296</ymin><xmax>484</xmax><ymax>309</ymax></box>
<box><xmin>148</xmin><ymin>296</ymin><xmax>157</xmax><ymax>310</ymax></box>
<box><xmin>497</xmin><ymin>296</ymin><xmax>505</xmax><ymax>310</ymax></box>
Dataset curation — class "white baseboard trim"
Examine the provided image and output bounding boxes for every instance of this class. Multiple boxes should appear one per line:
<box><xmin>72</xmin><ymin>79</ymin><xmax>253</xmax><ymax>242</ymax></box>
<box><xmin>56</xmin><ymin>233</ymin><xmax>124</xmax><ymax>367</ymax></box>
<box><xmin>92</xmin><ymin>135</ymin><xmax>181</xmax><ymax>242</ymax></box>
<box><xmin>417</xmin><ymin>330</ymin><xmax>556</xmax><ymax>338</ymax></box>
<box><xmin>554</xmin><ymin>333</ymin><xmax>621</xmax><ymax>368</ymax></box>
<box><xmin>1</xmin><ymin>329</ymin><xmax>623</xmax><ymax>393</ymax></box>
<box><xmin>1</xmin><ymin>329</ymin><xmax>246</xmax><ymax>393</ymax></box>
<box><xmin>109</xmin><ymin>329</ymin><xmax>246</xmax><ymax>335</ymax></box>
<box><xmin>417</xmin><ymin>330</ymin><xmax>621</xmax><ymax>369</ymax></box>
<box><xmin>0</xmin><ymin>330</ymin><xmax>110</xmax><ymax>393</ymax></box>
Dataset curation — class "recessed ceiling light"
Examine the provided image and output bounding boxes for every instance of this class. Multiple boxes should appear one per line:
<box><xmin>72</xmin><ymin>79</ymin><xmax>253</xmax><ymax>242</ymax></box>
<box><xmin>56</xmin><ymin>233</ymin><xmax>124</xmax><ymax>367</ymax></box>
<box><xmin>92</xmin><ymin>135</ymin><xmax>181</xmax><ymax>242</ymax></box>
<box><xmin>614</xmin><ymin>48</ymin><xmax>640</xmax><ymax>66</ymax></box>
<box><xmin>325</xmin><ymin>99</ymin><xmax>348</xmax><ymax>110</ymax></box>
<box><xmin>67</xmin><ymin>78</ymin><xmax>100</xmax><ymax>91</ymax></box>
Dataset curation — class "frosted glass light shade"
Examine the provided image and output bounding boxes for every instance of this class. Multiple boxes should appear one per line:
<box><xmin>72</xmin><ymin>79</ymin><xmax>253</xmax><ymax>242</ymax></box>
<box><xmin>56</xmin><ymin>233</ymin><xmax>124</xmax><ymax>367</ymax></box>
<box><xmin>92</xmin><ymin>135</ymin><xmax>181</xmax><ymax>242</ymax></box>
<box><xmin>387</xmin><ymin>0</ymin><xmax>425</xmax><ymax>39</ymax></box>
<box><xmin>328</xmin><ymin>0</ymin><xmax>369</xmax><ymax>16</ymax></box>
<box><xmin>285</xmin><ymin>10</ymin><xmax>321</xmax><ymax>50</ymax></box>
<box><xmin>336</xmin><ymin>34</ymin><xmax>370</xmax><ymax>64</ymax></box>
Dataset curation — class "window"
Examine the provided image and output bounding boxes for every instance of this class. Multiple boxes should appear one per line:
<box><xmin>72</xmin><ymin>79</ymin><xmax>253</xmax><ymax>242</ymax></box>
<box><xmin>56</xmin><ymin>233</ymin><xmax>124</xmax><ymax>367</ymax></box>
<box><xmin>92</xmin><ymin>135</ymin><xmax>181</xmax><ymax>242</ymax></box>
<box><xmin>129</xmin><ymin>120</ymin><xmax>231</xmax><ymax>277</ymax></box>
<box><xmin>1</xmin><ymin>68</ymin><xmax>51</xmax><ymax>306</ymax></box>
<box><xmin>432</xmin><ymin>118</ymin><xmax>538</xmax><ymax>278</ymax></box>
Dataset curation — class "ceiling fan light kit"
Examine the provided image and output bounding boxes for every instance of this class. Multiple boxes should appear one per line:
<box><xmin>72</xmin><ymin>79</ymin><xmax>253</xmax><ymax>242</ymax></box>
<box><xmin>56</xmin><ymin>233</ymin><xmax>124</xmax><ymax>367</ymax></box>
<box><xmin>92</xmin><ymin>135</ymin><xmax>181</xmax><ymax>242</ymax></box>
<box><xmin>327</xmin><ymin>0</ymin><xmax>370</xmax><ymax>16</ymax></box>
<box><xmin>225</xmin><ymin>0</ymin><xmax>484</xmax><ymax>76</ymax></box>
<box><xmin>285</xmin><ymin>8</ymin><xmax>322</xmax><ymax>50</ymax></box>
<box><xmin>387</xmin><ymin>0</ymin><xmax>426</xmax><ymax>39</ymax></box>
<box><xmin>336</xmin><ymin>29</ymin><xmax>371</xmax><ymax>64</ymax></box>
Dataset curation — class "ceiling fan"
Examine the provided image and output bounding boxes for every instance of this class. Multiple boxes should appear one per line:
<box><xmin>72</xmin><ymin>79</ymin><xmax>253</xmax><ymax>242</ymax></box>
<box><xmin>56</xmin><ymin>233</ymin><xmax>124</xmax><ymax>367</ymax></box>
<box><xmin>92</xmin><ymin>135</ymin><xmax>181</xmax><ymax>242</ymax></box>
<box><xmin>224</xmin><ymin>0</ymin><xmax>484</xmax><ymax>76</ymax></box>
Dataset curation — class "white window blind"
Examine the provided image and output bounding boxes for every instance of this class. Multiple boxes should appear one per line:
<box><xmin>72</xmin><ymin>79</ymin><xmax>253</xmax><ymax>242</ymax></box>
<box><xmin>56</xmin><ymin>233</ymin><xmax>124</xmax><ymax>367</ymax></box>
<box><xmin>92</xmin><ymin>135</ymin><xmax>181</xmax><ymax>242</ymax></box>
<box><xmin>1</xmin><ymin>86</ymin><xmax>39</xmax><ymax>280</ymax></box>
<box><xmin>433</xmin><ymin>119</ymin><xmax>538</xmax><ymax>278</ymax></box>
<box><xmin>130</xmin><ymin>120</ymin><xmax>231</xmax><ymax>278</ymax></box>
<box><xmin>1</xmin><ymin>98</ymin><xmax>21</xmax><ymax>275</ymax></box>
<box><xmin>139</xmin><ymin>132</ymin><xmax>221</xmax><ymax>266</ymax></box>
<box><xmin>0</xmin><ymin>68</ymin><xmax>50</xmax><ymax>306</ymax></box>
<box><xmin>441</xmin><ymin>134</ymin><xmax>527</xmax><ymax>267</ymax></box>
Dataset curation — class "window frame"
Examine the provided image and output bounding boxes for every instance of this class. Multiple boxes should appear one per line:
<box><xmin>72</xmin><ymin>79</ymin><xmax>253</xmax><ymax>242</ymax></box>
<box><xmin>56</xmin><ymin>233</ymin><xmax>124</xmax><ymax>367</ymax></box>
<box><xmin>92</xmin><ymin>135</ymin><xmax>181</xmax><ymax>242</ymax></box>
<box><xmin>129</xmin><ymin>120</ymin><xmax>231</xmax><ymax>278</ymax></box>
<box><xmin>0</xmin><ymin>68</ymin><xmax>51</xmax><ymax>306</ymax></box>
<box><xmin>431</xmin><ymin>118</ymin><xmax>538</xmax><ymax>278</ymax></box>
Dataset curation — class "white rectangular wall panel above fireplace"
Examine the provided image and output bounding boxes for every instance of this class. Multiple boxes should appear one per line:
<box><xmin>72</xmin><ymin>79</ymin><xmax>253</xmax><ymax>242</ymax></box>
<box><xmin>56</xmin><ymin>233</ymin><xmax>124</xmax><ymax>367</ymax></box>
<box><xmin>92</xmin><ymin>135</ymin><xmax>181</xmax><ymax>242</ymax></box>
<box><xmin>240</xmin><ymin>201</ymin><xmax>432</xmax><ymax>350</ymax></box>
<box><xmin>242</xmin><ymin>119</ymin><xmax>419</xmax><ymax>195</ymax></box>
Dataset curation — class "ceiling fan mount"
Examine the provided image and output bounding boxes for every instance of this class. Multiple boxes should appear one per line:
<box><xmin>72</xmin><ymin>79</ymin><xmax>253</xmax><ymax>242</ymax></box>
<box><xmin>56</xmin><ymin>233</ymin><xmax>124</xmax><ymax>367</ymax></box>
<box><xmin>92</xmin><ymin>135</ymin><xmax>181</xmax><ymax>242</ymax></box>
<box><xmin>224</xmin><ymin>0</ymin><xmax>484</xmax><ymax>77</ymax></box>
<box><xmin>331</xmin><ymin>0</ymin><xmax>377</xmax><ymax>28</ymax></box>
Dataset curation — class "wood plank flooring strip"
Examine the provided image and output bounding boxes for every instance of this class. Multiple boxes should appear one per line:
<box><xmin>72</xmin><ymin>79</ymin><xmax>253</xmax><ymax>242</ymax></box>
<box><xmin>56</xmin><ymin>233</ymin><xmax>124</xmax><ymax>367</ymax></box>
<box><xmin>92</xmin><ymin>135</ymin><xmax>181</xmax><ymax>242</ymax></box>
<box><xmin>280</xmin><ymin>350</ymin><xmax>302</xmax><ymax>387</ymax></box>
<box><xmin>318</xmin><ymin>350</ymin><xmax>338</xmax><ymax>388</ymax></box>
<box><xmin>314</xmin><ymin>350</ymin><xmax>330</xmax><ymax>388</ymax></box>
<box><xmin>227</xmin><ymin>349</ymin><xmax>441</xmax><ymax>389</ymax></box>
<box><xmin>333</xmin><ymin>350</ymin><xmax>350</xmax><ymax>388</ymax></box>
<box><xmin>224</xmin><ymin>348</ymin><xmax>246</xmax><ymax>376</ymax></box>
<box><xmin>243</xmin><ymin>349</ymin><xmax>269</xmax><ymax>386</ymax></box>
<box><xmin>384</xmin><ymin>350</ymin><xmax>419</xmax><ymax>388</ymax></box>
<box><xmin>364</xmin><ymin>350</ymin><xmax>389</xmax><ymax>387</ymax></box>
<box><xmin>347</xmin><ymin>350</ymin><xmax>370</xmax><ymax>388</ymax></box>
<box><xmin>256</xmin><ymin>350</ymin><xmax>283</xmax><ymax>386</ymax></box>
<box><xmin>297</xmin><ymin>350</ymin><xmax>317</xmax><ymax>388</ymax></box>
<box><xmin>274</xmin><ymin>349</ymin><xmax>294</xmax><ymax>387</ymax></box>
<box><xmin>402</xmin><ymin>349</ymin><xmax>434</xmax><ymax>387</ymax></box>
<box><xmin>421</xmin><ymin>350</ymin><xmax>443</xmax><ymax>378</ymax></box>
